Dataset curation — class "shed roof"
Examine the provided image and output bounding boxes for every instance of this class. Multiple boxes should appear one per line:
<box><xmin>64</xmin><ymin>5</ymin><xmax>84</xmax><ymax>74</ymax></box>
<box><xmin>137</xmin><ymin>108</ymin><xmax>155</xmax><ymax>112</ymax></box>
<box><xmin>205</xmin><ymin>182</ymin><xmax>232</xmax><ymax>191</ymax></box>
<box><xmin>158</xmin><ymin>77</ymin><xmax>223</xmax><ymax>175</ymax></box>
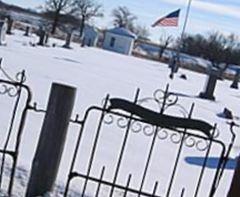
<box><xmin>107</xmin><ymin>27</ymin><xmax>137</xmax><ymax>39</ymax></box>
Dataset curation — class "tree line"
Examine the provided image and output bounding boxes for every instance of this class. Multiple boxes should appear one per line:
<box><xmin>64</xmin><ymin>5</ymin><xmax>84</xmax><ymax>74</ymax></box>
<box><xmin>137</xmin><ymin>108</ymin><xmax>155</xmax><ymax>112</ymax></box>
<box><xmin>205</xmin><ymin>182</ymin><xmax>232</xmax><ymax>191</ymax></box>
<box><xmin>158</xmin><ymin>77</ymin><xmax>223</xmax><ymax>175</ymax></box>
<box><xmin>10</xmin><ymin>0</ymin><xmax>240</xmax><ymax>68</ymax></box>
<box><xmin>180</xmin><ymin>32</ymin><xmax>240</xmax><ymax>69</ymax></box>
<box><xmin>43</xmin><ymin>0</ymin><xmax>150</xmax><ymax>40</ymax></box>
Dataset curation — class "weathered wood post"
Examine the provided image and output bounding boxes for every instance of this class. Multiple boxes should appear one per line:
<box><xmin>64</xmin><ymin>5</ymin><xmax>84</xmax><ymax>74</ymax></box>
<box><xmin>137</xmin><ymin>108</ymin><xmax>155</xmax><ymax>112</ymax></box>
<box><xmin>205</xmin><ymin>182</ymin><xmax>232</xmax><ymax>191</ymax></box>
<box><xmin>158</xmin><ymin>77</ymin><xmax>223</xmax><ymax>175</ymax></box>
<box><xmin>230</xmin><ymin>70</ymin><xmax>240</xmax><ymax>89</ymax></box>
<box><xmin>26</xmin><ymin>83</ymin><xmax>76</xmax><ymax>197</ymax></box>
<box><xmin>227</xmin><ymin>155</ymin><xmax>240</xmax><ymax>197</ymax></box>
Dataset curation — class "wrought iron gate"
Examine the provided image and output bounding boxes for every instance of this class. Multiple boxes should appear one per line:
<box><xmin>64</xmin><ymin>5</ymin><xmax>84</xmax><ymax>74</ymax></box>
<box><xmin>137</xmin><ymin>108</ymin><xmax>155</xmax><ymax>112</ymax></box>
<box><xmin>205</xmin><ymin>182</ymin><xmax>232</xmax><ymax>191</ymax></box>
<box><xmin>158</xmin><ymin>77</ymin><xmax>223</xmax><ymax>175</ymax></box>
<box><xmin>0</xmin><ymin>58</ymin><xmax>32</xmax><ymax>195</ymax></box>
<box><xmin>64</xmin><ymin>85</ymin><xmax>236</xmax><ymax>197</ymax></box>
<box><xmin>0</xmin><ymin>58</ymin><xmax>236</xmax><ymax>196</ymax></box>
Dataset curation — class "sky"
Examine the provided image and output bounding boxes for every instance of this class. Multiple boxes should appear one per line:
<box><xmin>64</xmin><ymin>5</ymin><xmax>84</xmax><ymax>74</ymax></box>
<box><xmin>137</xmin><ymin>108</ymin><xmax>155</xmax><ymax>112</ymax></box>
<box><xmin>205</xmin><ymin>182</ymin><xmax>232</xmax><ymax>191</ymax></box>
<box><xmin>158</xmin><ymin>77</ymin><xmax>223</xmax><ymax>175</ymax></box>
<box><xmin>3</xmin><ymin>0</ymin><xmax>240</xmax><ymax>41</ymax></box>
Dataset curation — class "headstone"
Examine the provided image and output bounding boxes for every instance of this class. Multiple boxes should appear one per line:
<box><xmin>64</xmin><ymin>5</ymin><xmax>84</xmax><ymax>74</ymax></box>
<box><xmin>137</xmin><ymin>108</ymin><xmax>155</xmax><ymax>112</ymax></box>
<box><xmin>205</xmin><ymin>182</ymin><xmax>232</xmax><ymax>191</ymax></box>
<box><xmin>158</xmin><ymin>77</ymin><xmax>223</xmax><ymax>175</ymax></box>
<box><xmin>0</xmin><ymin>20</ymin><xmax>7</xmax><ymax>45</ymax></box>
<box><xmin>218</xmin><ymin>108</ymin><xmax>233</xmax><ymax>119</ymax></box>
<box><xmin>63</xmin><ymin>32</ymin><xmax>73</xmax><ymax>49</ymax></box>
<box><xmin>37</xmin><ymin>27</ymin><xmax>47</xmax><ymax>46</ymax></box>
<box><xmin>230</xmin><ymin>70</ymin><xmax>240</xmax><ymax>89</ymax></box>
<box><xmin>180</xmin><ymin>74</ymin><xmax>187</xmax><ymax>80</ymax></box>
<box><xmin>199</xmin><ymin>68</ymin><xmax>219</xmax><ymax>100</ymax></box>
<box><xmin>24</xmin><ymin>26</ymin><xmax>31</xmax><ymax>37</ymax></box>
<box><xmin>169</xmin><ymin>55</ymin><xmax>180</xmax><ymax>79</ymax></box>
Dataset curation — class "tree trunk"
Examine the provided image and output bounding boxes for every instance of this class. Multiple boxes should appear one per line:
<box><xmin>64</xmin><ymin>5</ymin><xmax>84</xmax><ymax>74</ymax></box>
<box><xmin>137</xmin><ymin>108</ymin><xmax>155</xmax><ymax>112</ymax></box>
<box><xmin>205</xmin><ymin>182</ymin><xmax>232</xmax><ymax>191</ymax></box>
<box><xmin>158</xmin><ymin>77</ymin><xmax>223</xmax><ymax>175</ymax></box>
<box><xmin>7</xmin><ymin>18</ymin><xmax>14</xmax><ymax>35</ymax></box>
<box><xmin>51</xmin><ymin>11</ymin><xmax>60</xmax><ymax>35</ymax></box>
<box><xmin>44</xmin><ymin>33</ymin><xmax>50</xmax><ymax>45</ymax></box>
<box><xmin>80</xmin><ymin>17</ymin><xmax>85</xmax><ymax>47</ymax></box>
<box><xmin>159</xmin><ymin>47</ymin><xmax>164</xmax><ymax>59</ymax></box>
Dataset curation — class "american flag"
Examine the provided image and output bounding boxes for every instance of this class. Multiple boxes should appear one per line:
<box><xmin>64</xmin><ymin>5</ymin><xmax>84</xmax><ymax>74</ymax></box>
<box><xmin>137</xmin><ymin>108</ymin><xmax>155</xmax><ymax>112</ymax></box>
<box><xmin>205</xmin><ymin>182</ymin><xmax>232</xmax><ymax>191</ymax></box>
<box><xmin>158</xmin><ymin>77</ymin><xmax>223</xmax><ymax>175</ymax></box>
<box><xmin>152</xmin><ymin>9</ymin><xmax>181</xmax><ymax>27</ymax></box>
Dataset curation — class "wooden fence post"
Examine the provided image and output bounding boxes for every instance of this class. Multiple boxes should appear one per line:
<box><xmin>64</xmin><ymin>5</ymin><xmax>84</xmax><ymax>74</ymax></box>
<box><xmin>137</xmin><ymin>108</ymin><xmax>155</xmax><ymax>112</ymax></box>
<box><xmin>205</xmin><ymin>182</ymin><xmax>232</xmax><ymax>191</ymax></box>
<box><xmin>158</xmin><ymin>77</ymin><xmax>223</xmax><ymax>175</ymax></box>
<box><xmin>26</xmin><ymin>83</ymin><xmax>76</xmax><ymax>197</ymax></box>
<box><xmin>228</xmin><ymin>155</ymin><xmax>240</xmax><ymax>197</ymax></box>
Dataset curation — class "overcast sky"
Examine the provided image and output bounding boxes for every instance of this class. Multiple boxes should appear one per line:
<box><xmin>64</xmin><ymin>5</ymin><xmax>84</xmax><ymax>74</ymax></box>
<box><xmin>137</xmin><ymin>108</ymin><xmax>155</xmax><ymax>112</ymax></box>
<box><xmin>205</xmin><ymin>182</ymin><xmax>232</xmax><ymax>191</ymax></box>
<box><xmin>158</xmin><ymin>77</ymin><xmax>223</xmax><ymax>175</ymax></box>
<box><xmin>4</xmin><ymin>0</ymin><xmax>240</xmax><ymax>41</ymax></box>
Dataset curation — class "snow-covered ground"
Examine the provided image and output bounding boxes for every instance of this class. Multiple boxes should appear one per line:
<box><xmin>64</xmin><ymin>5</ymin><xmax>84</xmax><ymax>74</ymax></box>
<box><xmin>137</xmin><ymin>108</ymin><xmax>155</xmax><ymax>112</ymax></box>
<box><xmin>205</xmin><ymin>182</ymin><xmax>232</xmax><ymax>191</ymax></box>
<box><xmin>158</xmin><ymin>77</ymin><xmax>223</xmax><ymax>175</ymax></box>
<box><xmin>0</xmin><ymin>31</ymin><xmax>240</xmax><ymax>197</ymax></box>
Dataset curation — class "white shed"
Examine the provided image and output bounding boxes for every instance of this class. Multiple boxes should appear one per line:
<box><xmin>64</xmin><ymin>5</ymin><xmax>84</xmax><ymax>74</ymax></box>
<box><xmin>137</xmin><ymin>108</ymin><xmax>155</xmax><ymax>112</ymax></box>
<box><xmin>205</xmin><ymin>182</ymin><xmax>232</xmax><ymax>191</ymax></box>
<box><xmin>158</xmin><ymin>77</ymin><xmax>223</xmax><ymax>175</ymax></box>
<box><xmin>0</xmin><ymin>20</ymin><xmax>7</xmax><ymax>45</ymax></box>
<box><xmin>83</xmin><ymin>25</ymin><xmax>99</xmax><ymax>47</ymax></box>
<box><xmin>103</xmin><ymin>27</ymin><xmax>137</xmax><ymax>55</ymax></box>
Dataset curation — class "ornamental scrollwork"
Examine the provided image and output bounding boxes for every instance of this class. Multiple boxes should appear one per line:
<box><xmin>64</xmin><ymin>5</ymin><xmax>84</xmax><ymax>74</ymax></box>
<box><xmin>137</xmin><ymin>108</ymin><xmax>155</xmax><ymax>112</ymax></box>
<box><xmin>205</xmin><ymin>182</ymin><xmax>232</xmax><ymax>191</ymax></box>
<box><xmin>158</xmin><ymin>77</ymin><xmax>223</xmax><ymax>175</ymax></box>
<box><xmin>103</xmin><ymin>114</ymin><xmax>213</xmax><ymax>152</ymax></box>
<box><xmin>102</xmin><ymin>85</ymin><xmax>218</xmax><ymax>152</ymax></box>
<box><xmin>0</xmin><ymin>58</ymin><xmax>26</xmax><ymax>98</ymax></box>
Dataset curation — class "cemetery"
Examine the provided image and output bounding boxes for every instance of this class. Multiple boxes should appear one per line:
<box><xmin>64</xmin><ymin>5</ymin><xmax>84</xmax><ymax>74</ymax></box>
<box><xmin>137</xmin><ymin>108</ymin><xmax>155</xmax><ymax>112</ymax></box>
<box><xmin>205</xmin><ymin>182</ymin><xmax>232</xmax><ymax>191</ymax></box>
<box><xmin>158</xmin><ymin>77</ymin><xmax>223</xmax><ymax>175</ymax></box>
<box><xmin>0</xmin><ymin>27</ymin><xmax>239</xmax><ymax>196</ymax></box>
<box><xmin>0</xmin><ymin>0</ymin><xmax>239</xmax><ymax>197</ymax></box>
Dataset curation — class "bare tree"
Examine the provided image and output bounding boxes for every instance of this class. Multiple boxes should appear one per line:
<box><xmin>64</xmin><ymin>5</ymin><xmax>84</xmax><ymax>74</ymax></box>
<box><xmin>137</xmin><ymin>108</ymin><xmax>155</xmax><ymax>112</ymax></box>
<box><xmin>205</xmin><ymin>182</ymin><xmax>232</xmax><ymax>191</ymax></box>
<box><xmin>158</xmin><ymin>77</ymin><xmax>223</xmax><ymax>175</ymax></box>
<box><xmin>181</xmin><ymin>32</ymin><xmax>240</xmax><ymax>71</ymax></box>
<box><xmin>45</xmin><ymin>0</ymin><xmax>74</xmax><ymax>34</ymax></box>
<box><xmin>73</xmin><ymin>0</ymin><xmax>103</xmax><ymax>44</ymax></box>
<box><xmin>133</xmin><ymin>25</ymin><xmax>150</xmax><ymax>41</ymax></box>
<box><xmin>112</xmin><ymin>6</ymin><xmax>137</xmax><ymax>31</ymax></box>
<box><xmin>159</xmin><ymin>34</ymin><xmax>173</xmax><ymax>59</ymax></box>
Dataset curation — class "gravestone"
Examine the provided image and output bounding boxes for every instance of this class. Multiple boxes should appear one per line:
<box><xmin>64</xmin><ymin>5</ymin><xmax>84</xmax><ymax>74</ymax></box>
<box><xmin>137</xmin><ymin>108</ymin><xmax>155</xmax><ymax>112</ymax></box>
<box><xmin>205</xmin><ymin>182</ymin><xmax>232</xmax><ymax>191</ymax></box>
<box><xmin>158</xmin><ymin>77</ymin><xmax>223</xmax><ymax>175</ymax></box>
<box><xmin>24</xmin><ymin>26</ymin><xmax>31</xmax><ymax>37</ymax></box>
<box><xmin>218</xmin><ymin>108</ymin><xmax>233</xmax><ymax>119</ymax></box>
<box><xmin>169</xmin><ymin>55</ymin><xmax>180</xmax><ymax>79</ymax></box>
<box><xmin>63</xmin><ymin>32</ymin><xmax>73</xmax><ymax>49</ymax></box>
<box><xmin>37</xmin><ymin>27</ymin><xmax>47</xmax><ymax>46</ymax></box>
<box><xmin>230</xmin><ymin>70</ymin><xmax>240</xmax><ymax>89</ymax></box>
<box><xmin>0</xmin><ymin>20</ymin><xmax>7</xmax><ymax>45</ymax></box>
<box><xmin>180</xmin><ymin>74</ymin><xmax>187</xmax><ymax>80</ymax></box>
<box><xmin>199</xmin><ymin>68</ymin><xmax>219</xmax><ymax>100</ymax></box>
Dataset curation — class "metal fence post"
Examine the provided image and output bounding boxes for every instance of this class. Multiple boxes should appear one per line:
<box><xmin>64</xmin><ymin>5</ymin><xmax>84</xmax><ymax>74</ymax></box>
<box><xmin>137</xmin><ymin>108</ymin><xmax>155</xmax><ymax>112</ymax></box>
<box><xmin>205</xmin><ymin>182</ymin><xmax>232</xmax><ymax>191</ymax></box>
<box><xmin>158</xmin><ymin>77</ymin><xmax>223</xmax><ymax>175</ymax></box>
<box><xmin>26</xmin><ymin>83</ymin><xmax>76</xmax><ymax>197</ymax></box>
<box><xmin>227</xmin><ymin>155</ymin><xmax>240</xmax><ymax>197</ymax></box>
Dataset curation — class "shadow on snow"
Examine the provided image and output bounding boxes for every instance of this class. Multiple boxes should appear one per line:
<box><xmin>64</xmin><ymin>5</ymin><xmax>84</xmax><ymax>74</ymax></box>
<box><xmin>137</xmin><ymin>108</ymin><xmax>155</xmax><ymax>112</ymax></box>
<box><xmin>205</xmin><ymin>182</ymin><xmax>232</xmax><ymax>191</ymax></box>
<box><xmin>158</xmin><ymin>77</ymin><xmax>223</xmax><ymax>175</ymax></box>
<box><xmin>185</xmin><ymin>156</ymin><xmax>237</xmax><ymax>170</ymax></box>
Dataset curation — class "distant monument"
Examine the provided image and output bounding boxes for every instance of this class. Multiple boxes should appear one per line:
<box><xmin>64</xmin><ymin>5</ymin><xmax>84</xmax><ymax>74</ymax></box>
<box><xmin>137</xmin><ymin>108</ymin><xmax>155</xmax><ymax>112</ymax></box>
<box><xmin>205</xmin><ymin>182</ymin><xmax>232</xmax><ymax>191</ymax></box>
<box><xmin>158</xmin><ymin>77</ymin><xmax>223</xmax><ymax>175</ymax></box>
<box><xmin>230</xmin><ymin>69</ymin><xmax>240</xmax><ymax>89</ymax></box>
<box><xmin>24</xmin><ymin>26</ymin><xmax>31</xmax><ymax>37</ymax></box>
<box><xmin>63</xmin><ymin>32</ymin><xmax>73</xmax><ymax>49</ymax></box>
<box><xmin>169</xmin><ymin>55</ymin><xmax>180</xmax><ymax>79</ymax></box>
<box><xmin>37</xmin><ymin>26</ymin><xmax>49</xmax><ymax>46</ymax></box>
<box><xmin>0</xmin><ymin>20</ymin><xmax>7</xmax><ymax>45</ymax></box>
<box><xmin>199</xmin><ymin>68</ymin><xmax>219</xmax><ymax>100</ymax></box>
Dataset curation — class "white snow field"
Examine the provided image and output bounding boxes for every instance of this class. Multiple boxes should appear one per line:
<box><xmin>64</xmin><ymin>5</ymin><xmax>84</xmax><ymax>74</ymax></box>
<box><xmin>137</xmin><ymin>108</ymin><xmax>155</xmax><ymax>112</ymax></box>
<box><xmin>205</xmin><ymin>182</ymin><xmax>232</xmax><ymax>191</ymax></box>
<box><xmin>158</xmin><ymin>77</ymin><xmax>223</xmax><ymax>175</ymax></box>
<box><xmin>0</xmin><ymin>31</ymin><xmax>240</xmax><ymax>197</ymax></box>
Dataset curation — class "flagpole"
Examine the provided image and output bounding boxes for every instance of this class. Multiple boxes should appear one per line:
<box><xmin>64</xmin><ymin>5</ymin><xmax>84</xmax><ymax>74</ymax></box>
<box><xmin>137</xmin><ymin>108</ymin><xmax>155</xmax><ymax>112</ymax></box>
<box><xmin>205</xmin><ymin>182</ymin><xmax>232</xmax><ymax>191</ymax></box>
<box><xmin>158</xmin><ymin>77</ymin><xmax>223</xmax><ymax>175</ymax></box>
<box><xmin>180</xmin><ymin>0</ymin><xmax>192</xmax><ymax>44</ymax></box>
<box><xmin>170</xmin><ymin>0</ymin><xmax>193</xmax><ymax>79</ymax></box>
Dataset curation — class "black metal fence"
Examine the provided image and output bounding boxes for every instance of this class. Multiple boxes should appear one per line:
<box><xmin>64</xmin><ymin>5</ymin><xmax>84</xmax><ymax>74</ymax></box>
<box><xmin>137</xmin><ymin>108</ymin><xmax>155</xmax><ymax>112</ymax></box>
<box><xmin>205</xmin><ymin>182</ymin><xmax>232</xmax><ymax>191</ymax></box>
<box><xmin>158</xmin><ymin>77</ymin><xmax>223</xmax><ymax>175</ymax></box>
<box><xmin>0</xmin><ymin>59</ymin><xmax>237</xmax><ymax>196</ymax></box>
<box><xmin>63</xmin><ymin>85</ymin><xmax>236</xmax><ymax>197</ymax></box>
<box><xmin>0</xmin><ymin>59</ymin><xmax>32</xmax><ymax>195</ymax></box>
